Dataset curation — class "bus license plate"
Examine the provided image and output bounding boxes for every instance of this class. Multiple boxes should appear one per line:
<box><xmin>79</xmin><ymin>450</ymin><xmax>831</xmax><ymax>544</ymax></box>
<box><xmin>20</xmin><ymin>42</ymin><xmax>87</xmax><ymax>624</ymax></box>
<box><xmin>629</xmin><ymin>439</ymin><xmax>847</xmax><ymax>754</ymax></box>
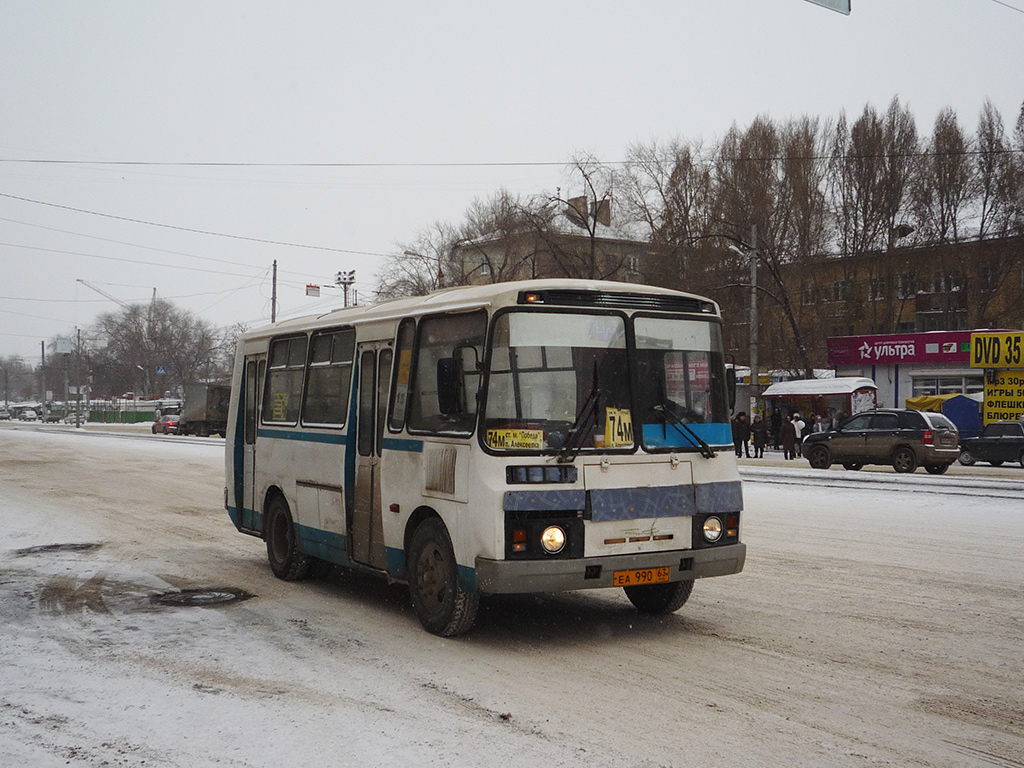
<box><xmin>613</xmin><ymin>567</ymin><xmax>670</xmax><ymax>587</ymax></box>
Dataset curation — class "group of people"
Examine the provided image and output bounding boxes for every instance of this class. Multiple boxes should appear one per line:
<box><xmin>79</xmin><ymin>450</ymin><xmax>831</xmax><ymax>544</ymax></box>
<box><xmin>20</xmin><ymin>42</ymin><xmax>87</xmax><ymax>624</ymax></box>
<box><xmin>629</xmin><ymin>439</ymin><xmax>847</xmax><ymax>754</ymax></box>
<box><xmin>730</xmin><ymin>411</ymin><xmax>768</xmax><ymax>458</ymax></box>
<box><xmin>732</xmin><ymin>410</ymin><xmax>819</xmax><ymax>460</ymax></box>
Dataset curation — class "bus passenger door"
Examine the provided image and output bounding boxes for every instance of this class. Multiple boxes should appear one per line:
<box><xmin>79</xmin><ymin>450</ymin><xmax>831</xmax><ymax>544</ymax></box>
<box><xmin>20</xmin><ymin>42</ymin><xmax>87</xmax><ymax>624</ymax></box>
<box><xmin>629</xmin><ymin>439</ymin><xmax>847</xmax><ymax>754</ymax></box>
<box><xmin>351</xmin><ymin>344</ymin><xmax>392</xmax><ymax>569</ymax></box>
<box><xmin>242</xmin><ymin>355</ymin><xmax>265</xmax><ymax>531</ymax></box>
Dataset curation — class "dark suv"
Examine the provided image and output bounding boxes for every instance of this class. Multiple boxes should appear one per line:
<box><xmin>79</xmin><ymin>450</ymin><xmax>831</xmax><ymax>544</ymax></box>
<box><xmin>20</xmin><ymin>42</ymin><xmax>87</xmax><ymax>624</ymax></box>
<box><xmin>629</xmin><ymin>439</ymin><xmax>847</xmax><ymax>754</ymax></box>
<box><xmin>958</xmin><ymin>421</ymin><xmax>1024</xmax><ymax>468</ymax></box>
<box><xmin>803</xmin><ymin>408</ymin><xmax>960</xmax><ymax>474</ymax></box>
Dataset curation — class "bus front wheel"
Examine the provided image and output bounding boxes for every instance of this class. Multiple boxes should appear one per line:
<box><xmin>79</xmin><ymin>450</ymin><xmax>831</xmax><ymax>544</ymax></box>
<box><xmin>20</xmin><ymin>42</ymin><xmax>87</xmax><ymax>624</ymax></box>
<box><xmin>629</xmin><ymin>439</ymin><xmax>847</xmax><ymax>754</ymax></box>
<box><xmin>265</xmin><ymin>495</ymin><xmax>312</xmax><ymax>581</ymax></box>
<box><xmin>408</xmin><ymin>518</ymin><xmax>479</xmax><ymax>637</ymax></box>
<box><xmin>624</xmin><ymin>579</ymin><xmax>694</xmax><ymax>614</ymax></box>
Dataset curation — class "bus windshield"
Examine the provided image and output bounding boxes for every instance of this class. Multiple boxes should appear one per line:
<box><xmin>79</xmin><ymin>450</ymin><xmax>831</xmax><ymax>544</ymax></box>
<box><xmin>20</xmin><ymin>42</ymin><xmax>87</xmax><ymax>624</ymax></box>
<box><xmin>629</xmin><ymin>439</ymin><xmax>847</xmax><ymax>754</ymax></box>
<box><xmin>483</xmin><ymin>311</ymin><xmax>728</xmax><ymax>453</ymax></box>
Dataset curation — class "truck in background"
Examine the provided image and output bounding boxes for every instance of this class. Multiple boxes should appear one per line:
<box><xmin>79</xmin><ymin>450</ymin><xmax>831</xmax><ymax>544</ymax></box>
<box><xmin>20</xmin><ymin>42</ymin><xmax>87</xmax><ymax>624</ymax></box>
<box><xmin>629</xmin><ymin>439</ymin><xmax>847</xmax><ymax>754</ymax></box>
<box><xmin>179</xmin><ymin>384</ymin><xmax>231</xmax><ymax>437</ymax></box>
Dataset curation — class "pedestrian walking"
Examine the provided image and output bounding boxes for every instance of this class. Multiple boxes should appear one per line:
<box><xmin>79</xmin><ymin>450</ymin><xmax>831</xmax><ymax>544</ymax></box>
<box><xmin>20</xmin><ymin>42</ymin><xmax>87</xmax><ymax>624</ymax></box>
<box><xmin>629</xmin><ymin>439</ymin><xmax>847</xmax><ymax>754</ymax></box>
<box><xmin>793</xmin><ymin>412</ymin><xmax>806</xmax><ymax>458</ymax></box>
<box><xmin>782</xmin><ymin>415</ymin><xmax>797</xmax><ymax>460</ymax></box>
<box><xmin>751</xmin><ymin>414</ymin><xmax>767</xmax><ymax>458</ymax></box>
<box><xmin>731</xmin><ymin>412</ymin><xmax>751</xmax><ymax>458</ymax></box>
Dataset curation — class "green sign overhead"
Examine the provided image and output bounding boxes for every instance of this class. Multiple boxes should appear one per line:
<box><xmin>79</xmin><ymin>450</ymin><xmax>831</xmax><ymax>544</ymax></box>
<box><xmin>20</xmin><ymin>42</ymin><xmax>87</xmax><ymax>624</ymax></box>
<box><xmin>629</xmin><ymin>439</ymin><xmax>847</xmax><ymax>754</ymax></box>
<box><xmin>805</xmin><ymin>0</ymin><xmax>851</xmax><ymax>14</ymax></box>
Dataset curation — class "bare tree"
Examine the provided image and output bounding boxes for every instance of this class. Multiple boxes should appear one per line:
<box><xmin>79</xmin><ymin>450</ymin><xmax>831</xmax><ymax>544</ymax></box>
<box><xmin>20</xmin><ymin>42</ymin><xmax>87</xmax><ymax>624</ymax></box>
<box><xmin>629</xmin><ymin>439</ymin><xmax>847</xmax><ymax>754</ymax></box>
<box><xmin>913</xmin><ymin>107</ymin><xmax>974</xmax><ymax>243</ymax></box>
<box><xmin>521</xmin><ymin>153</ymin><xmax>625</xmax><ymax>280</ymax></box>
<box><xmin>377</xmin><ymin>221</ymin><xmax>460</xmax><ymax>300</ymax></box>
<box><xmin>91</xmin><ymin>299</ymin><xmax>220</xmax><ymax>397</ymax></box>
<box><xmin>619</xmin><ymin>137</ymin><xmax>715</xmax><ymax>287</ymax></box>
<box><xmin>455</xmin><ymin>189</ymin><xmax>543</xmax><ymax>283</ymax></box>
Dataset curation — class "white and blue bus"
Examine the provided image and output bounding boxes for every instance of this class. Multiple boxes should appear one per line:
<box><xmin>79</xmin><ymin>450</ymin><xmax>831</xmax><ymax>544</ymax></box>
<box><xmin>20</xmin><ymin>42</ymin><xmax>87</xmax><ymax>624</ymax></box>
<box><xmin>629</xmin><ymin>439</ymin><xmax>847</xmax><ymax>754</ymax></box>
<box><xmin>225</xmin><ymin>279</ymin><xmax>746</xmax><ymax>635</ymax></box>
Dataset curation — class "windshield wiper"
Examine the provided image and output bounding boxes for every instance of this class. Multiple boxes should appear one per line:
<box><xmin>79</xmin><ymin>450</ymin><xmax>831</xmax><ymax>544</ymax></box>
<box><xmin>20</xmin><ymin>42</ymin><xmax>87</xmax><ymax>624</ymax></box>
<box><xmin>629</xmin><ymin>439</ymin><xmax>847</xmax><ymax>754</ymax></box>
<box><xmin>558</xmin><ymin>362</ymin><xmax>600</xmax><ymax>463</ymax></box>
<box><xmin>651</xmin><ymin>404</ymin><xmax>717</xmax><ymax>459</ymax></box>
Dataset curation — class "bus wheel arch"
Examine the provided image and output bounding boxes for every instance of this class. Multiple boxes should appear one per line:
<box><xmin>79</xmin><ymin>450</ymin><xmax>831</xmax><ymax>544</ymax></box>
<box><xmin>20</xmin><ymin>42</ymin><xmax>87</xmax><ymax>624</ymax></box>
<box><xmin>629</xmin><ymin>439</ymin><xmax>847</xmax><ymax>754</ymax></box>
<box><xmin>264</xmin><ymin>490</ymin><xmax>312</xmax><ymax>581</ymax></box>
<box><xmin>407</xmin><ymin>515</ymin><xmax>479</xmax><ymax>637</ymax></box>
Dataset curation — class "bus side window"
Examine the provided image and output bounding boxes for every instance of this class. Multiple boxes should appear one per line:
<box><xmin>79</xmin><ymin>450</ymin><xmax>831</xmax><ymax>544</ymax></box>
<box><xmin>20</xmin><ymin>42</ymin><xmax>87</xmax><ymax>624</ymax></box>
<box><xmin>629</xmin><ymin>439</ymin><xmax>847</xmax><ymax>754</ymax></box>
<box><xmin>408</xmin><ymin>311</ymin><xmax>486</xmax><ymax>435</ymax></box>
<box><xmin>263</xmin><ymin>336</ymin><xmax>308</xmax><ymax>425</ymax></box>
<box><xmin>388</xmin><ymin>318</ymin><xmax>415</xmax><ymax>432</ymax></box>
<box><xmin>302</xmin><ymin>328</ymin><xmax>355</xmax><ymax>426</ymax></box>
<box><xmin>244</xmin><ymin>361</ymin><xmax>257</xmax><ymax>444</ymax></box>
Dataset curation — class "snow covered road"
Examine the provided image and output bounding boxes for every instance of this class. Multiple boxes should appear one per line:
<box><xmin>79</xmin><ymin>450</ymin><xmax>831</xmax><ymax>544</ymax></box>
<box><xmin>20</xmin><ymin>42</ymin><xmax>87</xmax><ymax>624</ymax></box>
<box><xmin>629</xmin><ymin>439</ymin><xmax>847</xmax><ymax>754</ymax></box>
<box><xmin>2</xmin><ymin>427</ymin><xmax>1023</xmax><ymax>767</ymax></box>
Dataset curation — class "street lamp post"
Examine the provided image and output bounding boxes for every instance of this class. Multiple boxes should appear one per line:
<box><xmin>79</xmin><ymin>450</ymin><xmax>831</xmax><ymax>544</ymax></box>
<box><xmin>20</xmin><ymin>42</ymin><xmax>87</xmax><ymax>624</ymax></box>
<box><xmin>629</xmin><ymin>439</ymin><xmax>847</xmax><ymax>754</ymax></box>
<box><xmin>729</xmin><ymin>225</ymin><xmax>759</xmax><ymax>415</ymax></box>
<box><xmin>336</xmin><ymin>270</ymin><xmax>356</xmax><ymax>307</ymax></box>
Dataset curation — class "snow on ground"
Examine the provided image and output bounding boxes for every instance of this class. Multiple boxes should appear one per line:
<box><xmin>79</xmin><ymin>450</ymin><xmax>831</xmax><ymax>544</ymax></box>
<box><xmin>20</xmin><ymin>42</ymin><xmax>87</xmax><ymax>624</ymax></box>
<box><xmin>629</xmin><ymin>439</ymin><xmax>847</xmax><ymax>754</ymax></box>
<box><xmin>2</xmin><ymin>426</ymin><xmax>1024</xmax><ymax>767</ymax></box>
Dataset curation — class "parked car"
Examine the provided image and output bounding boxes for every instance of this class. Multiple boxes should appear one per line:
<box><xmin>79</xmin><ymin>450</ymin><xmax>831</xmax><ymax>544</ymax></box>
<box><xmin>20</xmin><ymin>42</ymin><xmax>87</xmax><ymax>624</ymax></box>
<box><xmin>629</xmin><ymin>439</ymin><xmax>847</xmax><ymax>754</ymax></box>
<box><xmin>803</xmin><ymin>408</ymin><xmax>960</xmax><ymax>474</ymax></box>
<box><xmin>20</xmin><ymin>409</ymin><xmax>38</xmax><ymax>421</ymax></box>
<box><xmin>0</xmin><ymin>409</ymin><xmax>10</xmax><ymax>420</ymax></box>
<box><xmin>152</xmin><ymin>415</ymin><xmax>181</xmax><ymax>435</ymax></box>
<box><xmin>958</xmin><ymin>421</ymin><xmax>1024</xmax><ymax>468</ymax></box>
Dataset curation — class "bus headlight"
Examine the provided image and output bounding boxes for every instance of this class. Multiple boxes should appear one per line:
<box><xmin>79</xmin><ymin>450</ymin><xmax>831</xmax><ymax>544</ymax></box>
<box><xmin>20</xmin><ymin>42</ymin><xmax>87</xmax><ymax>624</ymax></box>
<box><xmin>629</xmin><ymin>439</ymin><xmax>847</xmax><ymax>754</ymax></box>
<box><xmin>702</xmin><ymin>516</ymin><xmax>723</xmax><ymax>543</ymax></box>
<box><xmin>540</xmin><ymin>526</ymin><xmax>566</xmax><ymax>554</ymax></box>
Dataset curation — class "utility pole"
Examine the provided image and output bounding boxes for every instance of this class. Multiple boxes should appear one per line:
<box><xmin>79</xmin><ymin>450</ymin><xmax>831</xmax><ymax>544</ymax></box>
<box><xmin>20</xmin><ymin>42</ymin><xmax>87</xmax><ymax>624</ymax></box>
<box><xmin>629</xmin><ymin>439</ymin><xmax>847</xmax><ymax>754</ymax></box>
<box><xmin>336</xmin><ymin>270</ymin><xmax>356</xmax><ymax>307</ymax></box>
<box><xmin>271</xmin><ymin>260</ymin><xmax>278</xmax><ymax>323</ymax></box>
<box><xmin>74</xmin><ymin>328</ymin><xmax>82</xmax><ymax>427</ymax></box>
<box><xmin>748</xmin><ymin>225</ymin><xmax>759</xmax><ymax>417</ymax></box>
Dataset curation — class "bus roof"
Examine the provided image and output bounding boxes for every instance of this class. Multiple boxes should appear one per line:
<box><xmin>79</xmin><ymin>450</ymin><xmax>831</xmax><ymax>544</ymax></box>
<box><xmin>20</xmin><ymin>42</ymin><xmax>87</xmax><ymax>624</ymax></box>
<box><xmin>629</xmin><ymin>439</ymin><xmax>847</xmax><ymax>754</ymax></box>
<box><xmin>242</xmin><ymin>278</ymin><xmax>720</xmax><ymax>341</ymax></box>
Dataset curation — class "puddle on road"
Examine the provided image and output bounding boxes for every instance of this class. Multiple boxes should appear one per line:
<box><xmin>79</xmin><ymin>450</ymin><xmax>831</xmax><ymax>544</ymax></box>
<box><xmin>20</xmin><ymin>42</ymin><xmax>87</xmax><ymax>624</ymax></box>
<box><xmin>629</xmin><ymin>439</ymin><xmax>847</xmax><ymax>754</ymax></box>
<box><xmin>14</xmin><ymin>542</ymin><xmax>104</xmax><ymax>556</ymax></box>
<box><xmin>150</xmin><ymin>588</ymin><xmax>254</xmax><ymax>608</ymax></box>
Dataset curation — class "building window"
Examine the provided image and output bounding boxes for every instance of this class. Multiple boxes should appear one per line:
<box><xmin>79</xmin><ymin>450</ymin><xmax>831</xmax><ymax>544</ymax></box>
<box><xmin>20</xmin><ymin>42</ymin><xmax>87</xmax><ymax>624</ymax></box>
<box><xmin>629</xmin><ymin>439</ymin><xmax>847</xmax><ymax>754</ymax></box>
<box><xmin>868</xmin><ymin>276</ymin><xmax>886</xmax><ymax>301</ymax></box>
<box><xmin>912</xmin><ymin>376</ymin><xmax>984</xmax><ymax>397</ymax></box>
<box><xmin>897</xmin><ymin>320</ymin><xmax>916</xmax><ymax>333</ymax></box>
<box><xmin>912</xmin><ymin>378</ymin><xmax>937</xmax><ymax>396</ymax></box>
<box><xmin>979</xmin><ymin>264</ymin><xmax>998</xmax><ymax>292</ymax></box>
<box><xmin>937</xmin><ymin>377</ymin><xmax>962</xmax><ymax>395</ymax></box>
<box><xmin>897</xmin><ymin>273</ymin><xmax>916</xmax><ymax>299</ymax></box>
<box><xmin>802</xmin><ymin>282</ymin><xmax>816</xmax><ymax>305</ymax></box>
<box><xmin>478</xmin><ymin>262</ymin><xmax>491</xmax><ymax>276</ymax></box>
<box><xmin>830</xmin><ymin>279</ymin><xmax>851</xmax><ymax>302</ymax></box>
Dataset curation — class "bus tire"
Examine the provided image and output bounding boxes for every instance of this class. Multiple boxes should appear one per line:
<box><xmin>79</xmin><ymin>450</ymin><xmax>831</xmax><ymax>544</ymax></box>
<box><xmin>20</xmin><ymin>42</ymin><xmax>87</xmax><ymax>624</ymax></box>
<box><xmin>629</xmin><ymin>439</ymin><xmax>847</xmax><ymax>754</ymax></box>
<box><xmin>408</xmin><ymin>518</ymin><xmax>478</xmax><ymax>637</ymax></box>
<box><xmin>265</xmin><ymin>495</ymin><xmax>312</xmax><ymax>581</ymax></box>
<box><xmin>624</xmin><ymin>579</ymin><xmax>694</xmax><ymax>614</ymax></box>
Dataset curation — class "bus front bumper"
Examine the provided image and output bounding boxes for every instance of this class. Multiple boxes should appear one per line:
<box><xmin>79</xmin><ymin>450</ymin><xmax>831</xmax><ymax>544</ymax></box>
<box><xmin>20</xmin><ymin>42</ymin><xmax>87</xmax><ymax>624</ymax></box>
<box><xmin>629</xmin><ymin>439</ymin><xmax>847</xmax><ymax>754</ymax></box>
<box><xmin>474</xmin><ymin>542</ymin><xmax>746</xmax><ymax>595</ymax></box>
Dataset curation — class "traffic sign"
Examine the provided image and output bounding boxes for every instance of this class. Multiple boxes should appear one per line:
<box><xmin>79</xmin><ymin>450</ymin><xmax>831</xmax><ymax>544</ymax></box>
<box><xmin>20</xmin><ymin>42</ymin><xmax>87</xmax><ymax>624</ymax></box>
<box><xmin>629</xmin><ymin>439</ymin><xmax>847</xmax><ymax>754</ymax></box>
<box><xmin>156</xmin><ymin>366</ymin><xmax>167</xmax><ymax>375</ymax></box>
<box><xmin>805</xmin><ymin>0</ymin><xmax>850</xmax><ymax>14</ymax></box>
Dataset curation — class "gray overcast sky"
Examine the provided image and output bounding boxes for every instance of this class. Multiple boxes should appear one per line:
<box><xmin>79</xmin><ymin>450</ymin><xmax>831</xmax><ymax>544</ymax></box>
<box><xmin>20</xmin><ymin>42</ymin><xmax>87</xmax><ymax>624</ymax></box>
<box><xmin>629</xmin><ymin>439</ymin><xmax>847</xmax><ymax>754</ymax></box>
<box><xmin>1</xmin><ymin>0</ymin><xmax>1022</xmax><ymax>360</ymax></box>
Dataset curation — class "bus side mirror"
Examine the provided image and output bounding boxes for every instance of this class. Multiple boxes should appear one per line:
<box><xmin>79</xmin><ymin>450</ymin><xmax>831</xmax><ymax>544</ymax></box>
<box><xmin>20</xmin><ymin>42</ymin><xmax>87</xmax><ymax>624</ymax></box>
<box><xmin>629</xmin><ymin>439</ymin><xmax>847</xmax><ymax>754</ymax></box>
<box><xmin>436</xmin><ymin>357</ymin><xmax>464</xmax><ymax>416</ymax></box>
<box><xmin>726</xmin><ymin>368</ymin><xmax>736</xmax><ymax>411</ymax></box>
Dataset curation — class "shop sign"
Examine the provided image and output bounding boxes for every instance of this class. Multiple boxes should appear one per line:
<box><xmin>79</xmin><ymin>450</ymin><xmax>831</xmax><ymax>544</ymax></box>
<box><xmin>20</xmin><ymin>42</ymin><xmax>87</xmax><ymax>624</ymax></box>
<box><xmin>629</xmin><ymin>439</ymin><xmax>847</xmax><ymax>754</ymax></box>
<box><xmin>983</xmin><ymin>371</ymin><xmax>1024</xmax><ymax>423</ymax></box>
<box><xmin>828</xmin><ymin>331</ymin><xmax>972</xmax><ymax>367</ymax></box>
<box><xmin>970</xmin><ymin>332</ymin><xmax>1024</xmax><ymax>369</ymax></box>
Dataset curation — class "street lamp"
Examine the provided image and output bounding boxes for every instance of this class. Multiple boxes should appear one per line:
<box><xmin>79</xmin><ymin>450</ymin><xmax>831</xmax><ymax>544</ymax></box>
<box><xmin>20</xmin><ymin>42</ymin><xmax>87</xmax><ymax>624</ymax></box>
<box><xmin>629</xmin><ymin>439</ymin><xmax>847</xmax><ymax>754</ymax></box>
<box><xmin>336</xmin><ymin>270</ymin><xmax>356</xmax><ymax>307</ymax></box>
<box><xmin>728</xmin><ymin>226</ymin><xmax>759</xmax><ymax>416</ymax></box>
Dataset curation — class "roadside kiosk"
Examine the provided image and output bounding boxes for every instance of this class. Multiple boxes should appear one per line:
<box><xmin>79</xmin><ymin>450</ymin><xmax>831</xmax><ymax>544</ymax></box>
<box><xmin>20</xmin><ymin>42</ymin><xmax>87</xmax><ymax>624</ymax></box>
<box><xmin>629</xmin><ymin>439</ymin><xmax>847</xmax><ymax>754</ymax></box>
<box><xmin>761</xmin><ymin>376</ymin><xmax>878</xmax><ymax>426</ymax></box>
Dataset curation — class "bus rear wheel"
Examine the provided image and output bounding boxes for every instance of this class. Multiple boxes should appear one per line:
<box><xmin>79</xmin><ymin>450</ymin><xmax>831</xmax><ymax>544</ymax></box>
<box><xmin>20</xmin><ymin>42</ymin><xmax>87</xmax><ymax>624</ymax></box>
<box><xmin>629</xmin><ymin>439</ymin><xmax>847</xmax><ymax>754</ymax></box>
<box><xmin>408</xmin><ymin>518</ymin><xmax>479</xmax><ymax>637</ymax></box>
<box><xmin>265</xmin><ymin>495</ymin><xmax>312</xmax><ymax>581</ymax></box>
<box><xmin>624</xmin><ymin>579</ymin><xmax>694</xmax><ymax>614</ymax></box>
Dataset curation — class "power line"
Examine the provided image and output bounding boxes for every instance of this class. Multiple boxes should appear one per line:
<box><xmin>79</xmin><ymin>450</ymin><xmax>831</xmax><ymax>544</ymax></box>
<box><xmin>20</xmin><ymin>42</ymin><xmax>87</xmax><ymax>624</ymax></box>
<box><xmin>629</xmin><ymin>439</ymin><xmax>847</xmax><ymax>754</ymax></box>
<box><xmin>1</xmin><ymin>147</ymin><xmax>1022</xmax><ymax>170</ymax></box>
<box><xmin>0</xmin><ymin>191</ymin><xmax>391</xmax><ymax>256</ymax></box>
<box><xmin>988</xmin><ymin>0</ymin><xmax>1024</xmax><ymax>15</ymax></box>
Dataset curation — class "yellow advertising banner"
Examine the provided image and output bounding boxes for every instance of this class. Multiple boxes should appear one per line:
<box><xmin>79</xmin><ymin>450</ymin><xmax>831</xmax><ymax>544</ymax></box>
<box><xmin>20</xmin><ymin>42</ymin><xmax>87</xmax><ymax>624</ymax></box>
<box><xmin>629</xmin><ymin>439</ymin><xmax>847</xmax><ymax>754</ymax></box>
<box><xmin>970</xmin><ymin>332</ymin><xmax>1024</xmax><ymax>368</ymax></box>
<box><xmin>983</xmin><ymin>371</ymin><xmax>1024</xmax><ymax>424</ymax></box>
